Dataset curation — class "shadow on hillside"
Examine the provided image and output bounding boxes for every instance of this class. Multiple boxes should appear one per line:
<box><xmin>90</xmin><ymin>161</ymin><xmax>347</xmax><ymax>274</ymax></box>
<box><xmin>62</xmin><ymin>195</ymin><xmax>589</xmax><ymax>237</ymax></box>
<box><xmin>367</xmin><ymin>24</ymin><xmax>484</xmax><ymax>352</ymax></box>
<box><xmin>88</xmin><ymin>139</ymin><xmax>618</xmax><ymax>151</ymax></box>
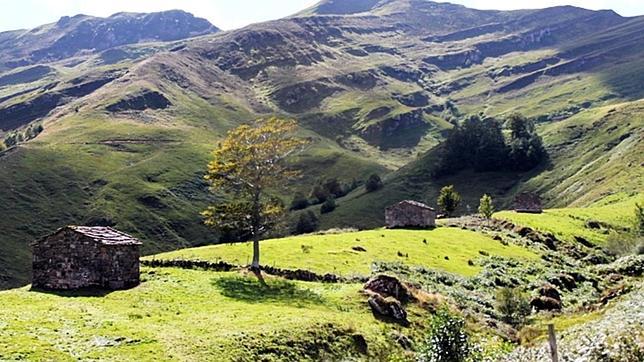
<box><xmin>212</xmin><ymin>275</ymin><xmax>325</xmax><ymax>306</ymax></box>
<box><xmin>30</xmin><ymin>287</ymin><xmax>115</xmax><ymax>297</ymax></box>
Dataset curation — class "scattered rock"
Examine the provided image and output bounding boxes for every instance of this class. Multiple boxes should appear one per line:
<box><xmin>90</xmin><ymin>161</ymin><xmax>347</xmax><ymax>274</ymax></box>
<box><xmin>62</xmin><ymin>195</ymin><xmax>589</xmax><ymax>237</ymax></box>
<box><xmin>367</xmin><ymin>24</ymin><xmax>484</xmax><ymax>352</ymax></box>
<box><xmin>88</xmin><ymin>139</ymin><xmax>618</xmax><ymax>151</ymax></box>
<box><xmin>390</xmin><ymin>331</ymin><xmax>413</xmax><ymax>350</ymax></box>
<box><xmin>364</xmin><ymin>275</ymin><xmax>412</xmax><ymax>303</ymax></box>
<box><xmin>574</xmin><ymin>235</ymin><xmax>594</xmax><ymax>248</ymax></box>
<box><xmin>530</xmin><ymin>296</ymin><xmax>562</xmax><ymax>311</ymax></box>
<box><xmin>352</xmin><ymin>246</ymin><xmax>367</xmax><ymax>252</ymax></box>
<box><xmin>367</xmin><ymin>294</ymin><xmax>408</xmax><ymax>325</ymax></box>
<box><xmin>539</xmin><ymin>283</ymin><xmax>561</xmax><ymax>301</ymax></box>
<box><xmin>352</xmin><ymin>334</ymin><xmax>368</xmax><ymax>354</ymax></box>
<box><xmin>548</xmin><ymin>273</ymin><xmax>577</xmax><ymax>291</ymax></box>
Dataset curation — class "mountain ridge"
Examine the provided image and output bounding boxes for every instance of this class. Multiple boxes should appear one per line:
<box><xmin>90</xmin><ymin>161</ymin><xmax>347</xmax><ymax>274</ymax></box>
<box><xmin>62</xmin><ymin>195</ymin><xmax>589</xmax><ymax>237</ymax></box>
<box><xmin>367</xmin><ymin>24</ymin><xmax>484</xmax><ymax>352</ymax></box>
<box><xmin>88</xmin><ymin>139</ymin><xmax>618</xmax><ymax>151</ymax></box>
<box><xmin>0</xmin><ymin>0</ymin><xmax>642</xmax><ymax>289</ymax></box>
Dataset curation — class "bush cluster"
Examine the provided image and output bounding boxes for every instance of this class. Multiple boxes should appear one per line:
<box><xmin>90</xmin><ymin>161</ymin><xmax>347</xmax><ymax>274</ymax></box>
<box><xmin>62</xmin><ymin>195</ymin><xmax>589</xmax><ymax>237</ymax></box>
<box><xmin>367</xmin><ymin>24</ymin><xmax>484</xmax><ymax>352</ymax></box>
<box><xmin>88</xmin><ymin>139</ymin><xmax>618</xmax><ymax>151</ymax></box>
<box><xmin>418</xmin><ymin>308</ymin><xmax>474</xmax><ymax>362</ymax></box>
<box><xmin>434</xmin><ymin>114</ymin><xmax>547</xmax><ymax>177</ymax></box>
<box><xmin>3</xmin><ymin>123</ymin><xmax>44</xmax><ymax>148</ymax></box>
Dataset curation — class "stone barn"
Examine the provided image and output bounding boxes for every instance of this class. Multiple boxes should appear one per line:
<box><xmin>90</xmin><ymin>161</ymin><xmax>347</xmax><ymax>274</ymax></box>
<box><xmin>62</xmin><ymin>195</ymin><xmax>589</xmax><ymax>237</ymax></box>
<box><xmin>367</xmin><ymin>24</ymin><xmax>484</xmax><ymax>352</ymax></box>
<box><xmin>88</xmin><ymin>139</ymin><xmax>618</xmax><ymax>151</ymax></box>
<box><xmin>514</xmin><ymin>192</ymin><xmax>543</xmax><ymax>213</ymax></box>
<box><xmin>31</xmin><ymin>226</ymin><xmax>142</xmax><ymax>290</ymax></box>
<box><xmin>385</xmin><ymin>200</ymin><xmax>436</xmax><ymax>228</ymax></box>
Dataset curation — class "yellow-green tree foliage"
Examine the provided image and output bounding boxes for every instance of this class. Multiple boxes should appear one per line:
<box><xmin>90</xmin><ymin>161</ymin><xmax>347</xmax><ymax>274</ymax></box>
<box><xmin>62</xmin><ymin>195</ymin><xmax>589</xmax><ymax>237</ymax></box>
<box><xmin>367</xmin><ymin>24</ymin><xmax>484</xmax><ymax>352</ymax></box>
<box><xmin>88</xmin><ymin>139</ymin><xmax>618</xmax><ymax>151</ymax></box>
<box><xmin>202</xmin><ymin>117</ymin><xmax>307</xmax><ymax>269</ymax></box>
<box><xmin>437</xmin><ymin>185</ymin><xmax>461</xmax><ymax>217</ymax></box>
<box><xmin>478</xmin><ymin>194</ymin><xmax>494</xmax><ymax>219</ymax></box>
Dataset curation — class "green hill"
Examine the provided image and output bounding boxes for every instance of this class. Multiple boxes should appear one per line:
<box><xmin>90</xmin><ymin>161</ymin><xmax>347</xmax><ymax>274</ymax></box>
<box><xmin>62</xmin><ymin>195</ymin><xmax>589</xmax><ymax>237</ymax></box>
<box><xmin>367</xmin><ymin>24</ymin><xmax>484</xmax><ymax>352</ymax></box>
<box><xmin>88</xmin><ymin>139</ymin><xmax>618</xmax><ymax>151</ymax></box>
<box><xmin>1</xmin><ymin>1</ymin><xmax>643</xmax><ymax>290</ymax></box>
<box><xmin>318</xmin><ymin>100</ymin><xmax>643</xmax><ymax>229</ymax></box>
<box><xmin>1</xmin><ymin>209</ymin><xmax>642</xmax><ymax>360</ymax></box>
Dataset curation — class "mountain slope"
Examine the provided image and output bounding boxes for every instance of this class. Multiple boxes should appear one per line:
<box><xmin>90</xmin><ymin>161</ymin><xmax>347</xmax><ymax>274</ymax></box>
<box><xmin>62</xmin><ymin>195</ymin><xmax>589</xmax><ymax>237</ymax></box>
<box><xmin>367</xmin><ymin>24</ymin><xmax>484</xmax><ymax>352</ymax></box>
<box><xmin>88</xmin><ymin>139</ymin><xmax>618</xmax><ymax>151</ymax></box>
<box><xmin>0</xmin><ymin>10</ymin><xmax>218</xmax><ymax>71</ymax></box>
<box><xmin>0</xmin><ymin>0</ymin><xmax>642</xmax><ymax>289</ymax></box>
<box><xmin>320</xmin><ymin>100</ymin><xmax>643</xmax><ymax>230</ymax></box>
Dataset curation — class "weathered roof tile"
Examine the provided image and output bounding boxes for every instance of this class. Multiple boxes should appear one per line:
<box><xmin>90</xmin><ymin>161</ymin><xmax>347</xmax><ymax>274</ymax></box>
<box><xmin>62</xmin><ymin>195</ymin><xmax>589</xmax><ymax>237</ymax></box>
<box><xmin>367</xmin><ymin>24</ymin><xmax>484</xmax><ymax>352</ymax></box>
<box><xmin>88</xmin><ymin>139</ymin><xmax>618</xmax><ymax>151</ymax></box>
<box><xmin>68</xmin><ymin>226</ymin><xmax>143</xmax><ymax>246</ymax></box>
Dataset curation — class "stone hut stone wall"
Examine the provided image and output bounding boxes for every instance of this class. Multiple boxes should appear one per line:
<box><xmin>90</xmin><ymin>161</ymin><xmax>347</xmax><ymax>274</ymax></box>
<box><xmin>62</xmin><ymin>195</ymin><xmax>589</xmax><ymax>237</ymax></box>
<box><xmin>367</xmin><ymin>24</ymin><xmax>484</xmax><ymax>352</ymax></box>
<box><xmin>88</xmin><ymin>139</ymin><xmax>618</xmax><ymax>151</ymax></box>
<box><xmin>385</xmin><ymin>200</ymin><xmax>436</xmax><ymax>228</ymax></box>
<box><xmin>32</xmin><ymin>226</ymin><xmax>142</xmax><ymax>290</ymax></box>
<box><xmin>514</xmin><ymin>192</ymin><xmax>543</xmax><ymax>213</ymax></box>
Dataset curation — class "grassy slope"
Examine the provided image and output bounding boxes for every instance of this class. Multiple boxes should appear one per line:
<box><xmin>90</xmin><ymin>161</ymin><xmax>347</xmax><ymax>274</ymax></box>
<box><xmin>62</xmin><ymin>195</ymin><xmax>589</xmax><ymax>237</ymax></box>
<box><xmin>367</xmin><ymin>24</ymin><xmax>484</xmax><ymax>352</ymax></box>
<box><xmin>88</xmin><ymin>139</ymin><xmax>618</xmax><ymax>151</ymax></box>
<box><xmin>495</xmin><ymin>193</ymin><xmax>643</xmax><ymax>245</ymax></box>
<box><xmin>518</xmin><ymin>100</ymin><xmax>643</xmax><ymax>207</ymax></box>
<box><xmin>0</xmin><ymin>226</ymin><xmax>541</xmax><ymax>360</ymax></box>
<box><xmin>319</xmin><ymin>99</ymin><xmax>642</xmax><ymax>229</ymax></box>
<box><xmin>150</xmin><ymin>228</ymin><xmax>538</xmax><ymax>277</ymax></box>
<box><xmin>2</xmin><ymin>10</ymin><xmax>643</xmax><ymax>291</ymax></box>
<box><xmin>0</xmin><ymin>268</ymin><xmax>415</xmax><ymax>361</ymax></box>
<box><xmin>0</xmin><ymin>95</ymin><xmax>386</xmax><ymax>289</ymax></box>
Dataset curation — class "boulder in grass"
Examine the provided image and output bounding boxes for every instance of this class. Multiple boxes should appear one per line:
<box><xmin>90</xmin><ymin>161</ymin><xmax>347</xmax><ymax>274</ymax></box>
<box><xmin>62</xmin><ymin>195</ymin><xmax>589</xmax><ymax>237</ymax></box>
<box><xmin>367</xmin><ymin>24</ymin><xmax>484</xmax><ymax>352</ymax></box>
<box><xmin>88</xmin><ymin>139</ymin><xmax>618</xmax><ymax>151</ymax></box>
<box><xmin>368</xmin><ymin>294</ymin><xmax>408</xmax><ymax>325</ymax></box>
<box><xmin>364</xmin><ymin>274</ymin><xmax>412</xmax><ymax>303</ymax></box>
<box><xmin>538</xmin><ymin>283</ymin><xmax>561</xmax><ymax>301</ymax></box>
<box><xmin>530</xmin><ymin>296</ymin><xmax>562</xmax><ymax>311</ymax></box>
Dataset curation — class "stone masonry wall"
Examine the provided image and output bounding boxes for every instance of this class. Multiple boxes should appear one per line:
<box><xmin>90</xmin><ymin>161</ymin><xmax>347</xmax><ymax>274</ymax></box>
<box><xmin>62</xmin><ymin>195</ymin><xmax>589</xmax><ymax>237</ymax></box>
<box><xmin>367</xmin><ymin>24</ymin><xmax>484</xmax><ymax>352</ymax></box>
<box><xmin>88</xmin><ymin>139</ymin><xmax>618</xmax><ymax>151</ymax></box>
<box><xmin>385</xmin><ymin>204</ymin><xmax>436</xmax><ymax>228</ymax></box>
<box><xmin>32</xmin><ymin>229</ymin><xmax>140</xmax><ymax>290</ymax></box>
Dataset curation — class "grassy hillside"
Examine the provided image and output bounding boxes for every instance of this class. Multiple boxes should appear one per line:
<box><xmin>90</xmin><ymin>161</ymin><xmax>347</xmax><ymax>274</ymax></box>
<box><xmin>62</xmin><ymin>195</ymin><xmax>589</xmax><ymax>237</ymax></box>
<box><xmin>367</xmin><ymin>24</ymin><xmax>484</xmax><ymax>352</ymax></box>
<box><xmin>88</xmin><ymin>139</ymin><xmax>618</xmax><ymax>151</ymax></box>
<box><xmin>1</xmin><ymin>2</ymin><xmax>643</xmax><ymax>291</ymax></box>
<box><xmin>0</xmin><ymin>268</ymin><xmax>418</xmax><ymax>361</ymax></box>
<box><xmin>320</xmin><ymin>99</ymin><xmax>642</xmax><ymax>229</ymax></box>
<box><xmin>150</xmin><ymin>227</ymin><xmax>539</xmax><ymax>277</ymax></box>
<box><xmin>495</xmin><ymin>193</ymin><xmax>643</xmax><ymax>245</ymax></box>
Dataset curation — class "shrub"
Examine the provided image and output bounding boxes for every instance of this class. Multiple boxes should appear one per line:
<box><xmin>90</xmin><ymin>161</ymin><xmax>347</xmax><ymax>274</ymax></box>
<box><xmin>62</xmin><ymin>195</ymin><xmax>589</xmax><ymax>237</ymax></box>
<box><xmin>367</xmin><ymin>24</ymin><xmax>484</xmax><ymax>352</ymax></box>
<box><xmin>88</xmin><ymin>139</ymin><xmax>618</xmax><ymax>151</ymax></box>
<box><xmin>495</xmin><ymin>287</ymin><xmax>531</xmax><ymax>327</ymax></box>
<box><xmin>437</xmin><ymin>185</ymin><xmax>461</xmax><ymax>217</ymax></box>
<box><xmin>323</xmin><ymin>178</ymin><xmax>345</xmax><ymax>198</ymax></box>
<box><xmin>418</xmin><ymin>308</ymin><xmax>473</xmax><ymax>362</ymax></box>
<box><xmin>293</xmin><ymin>211</ymin><xmax>319</xmax><ymax>234</ymax></box>
<box><xmin>635</xmin><ymin>203</ymin><xmax>644</xmax><ymax>237</ymax></box>
<box><xmin>478</xmin><ymin>194</ymin><xmax>494</xmax><ymax>219</ymax></box>
<box><xmin>289</xmin><ymin>192</ymin><xmax>309</xmax><ymax>210</ymax></box>
<box><xmin>310</xmin><ymin>184</ymin><xmax>330</xmax><ymax>203</ymax></box>
<box><xmin>605</xmin><ymin>231</ymin><xmax>641</xmax><ymax>256</ymax></box>
<box><xmin>320</xmin><ymin>197</ymin><xmax>336</xmax><ymax>214</ymax></box>
<box><xmin>365</xmin><ymin>174</ymin><xmax>383</xmax><ymax>192</ymax></box>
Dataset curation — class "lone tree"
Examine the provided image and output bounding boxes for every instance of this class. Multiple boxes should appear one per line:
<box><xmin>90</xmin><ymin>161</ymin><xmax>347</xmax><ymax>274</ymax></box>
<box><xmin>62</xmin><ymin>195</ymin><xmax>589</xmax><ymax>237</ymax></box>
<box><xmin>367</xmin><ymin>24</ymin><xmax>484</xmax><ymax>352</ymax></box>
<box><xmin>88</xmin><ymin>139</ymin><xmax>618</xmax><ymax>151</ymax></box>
<box><xmin>437</xmin><ymin>185</ymin><xmax>461</xmax><ymax>217</ymax></box>
<box><xmin>202</xmin><ymin>117</ymin><xmax>307</xmax><ymax>274</ymax></box>
<box><xmin>478</xmin><ymin>194</ymin><xmax>494</xmax><ymax>220</ymax></box>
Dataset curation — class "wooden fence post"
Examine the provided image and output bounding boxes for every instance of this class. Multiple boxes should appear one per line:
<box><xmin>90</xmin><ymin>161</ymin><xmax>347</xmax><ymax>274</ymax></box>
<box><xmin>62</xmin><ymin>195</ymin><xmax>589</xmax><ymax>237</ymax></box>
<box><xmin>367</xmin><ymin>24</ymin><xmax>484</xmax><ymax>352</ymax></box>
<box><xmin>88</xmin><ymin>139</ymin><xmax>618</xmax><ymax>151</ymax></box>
<box><xmin>548</xmin><ymin>324</ymin><xmax>559</xmax><ymax>362</ymax></box>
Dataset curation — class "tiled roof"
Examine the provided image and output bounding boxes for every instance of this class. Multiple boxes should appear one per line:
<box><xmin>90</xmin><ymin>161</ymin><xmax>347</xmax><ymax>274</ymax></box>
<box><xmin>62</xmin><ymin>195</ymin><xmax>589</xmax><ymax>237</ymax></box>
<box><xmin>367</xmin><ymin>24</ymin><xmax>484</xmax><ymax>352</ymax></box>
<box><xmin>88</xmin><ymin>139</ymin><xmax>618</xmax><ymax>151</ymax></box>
<box><xmin>69</xmin><ymin>226</ymin><xmax>143</xmax><ymax>246</ymax></box>
<box><xmin>389</xmin><ymin>200</ymin><xmax>435</xmax><ymax>211</ymax></box>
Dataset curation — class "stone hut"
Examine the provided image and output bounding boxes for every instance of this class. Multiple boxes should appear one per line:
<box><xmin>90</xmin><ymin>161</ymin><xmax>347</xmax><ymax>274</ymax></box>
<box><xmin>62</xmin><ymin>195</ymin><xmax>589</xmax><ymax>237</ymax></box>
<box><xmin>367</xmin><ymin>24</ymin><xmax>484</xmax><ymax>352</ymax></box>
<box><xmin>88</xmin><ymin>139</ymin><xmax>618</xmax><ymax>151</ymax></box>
<box><xmin>31</xmin><ymin>226</ymin><xmax>142</xmax><ymax>290</ymax></box>
<box><xmin>514</xmin><ymin>192</ymin><xmax>543</xmax><ymax>213</ymax></box>
<box><xmin>385</xmin><ymin>200</ymin><xmax>436</xmax><ymax>228</ymax></box>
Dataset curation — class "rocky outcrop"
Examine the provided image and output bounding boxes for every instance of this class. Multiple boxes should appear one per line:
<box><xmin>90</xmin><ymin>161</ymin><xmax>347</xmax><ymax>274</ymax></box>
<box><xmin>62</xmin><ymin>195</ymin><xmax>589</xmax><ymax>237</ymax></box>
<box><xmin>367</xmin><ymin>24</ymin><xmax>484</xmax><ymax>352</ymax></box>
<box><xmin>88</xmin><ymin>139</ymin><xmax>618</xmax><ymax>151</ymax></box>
<box><xmin>271</xmin><ymin>80</ymin><xmax>341</xmax><ymax>113</ymax></box>
<box><xmin>364</xmin><ymin>274</ymin><xmax>413</xmax><ymax>303</ymax></box>
<box><xmin>368</xmin><ymin>294</ymin><xmax>408</xmax><ymax>324</ymax></box>
<box><xmin>530</xmin><ymin>283</ymin><xmax>562</xmax><ymax>311</ymax></box>
<box><xmin>335</xmin><ymin>70</ymin><xmax>379</xmax><ymax>90</ymax></box>
<box><xmin>360</xmin><ymin>109</ymin><xmax>428</xmax><ymax>148</ymax></box>
<box><xmin>394</xmin><ymin>92</ymin><xmax>429</xmax><ymax>107</ymax></box>
<box><xmin>364</xmin><ymin>275</ymin><xmax>412</xmax><ymax>325</ymax></box>
<box><xmin>106</xmin><ymin>90</ymin><xmax>171</xmax><ymax>112</ymax></box>
<box><xmin>0</xmin><ymin>71</ymin><xmax>121</xmax><ymax>130</ymax></box>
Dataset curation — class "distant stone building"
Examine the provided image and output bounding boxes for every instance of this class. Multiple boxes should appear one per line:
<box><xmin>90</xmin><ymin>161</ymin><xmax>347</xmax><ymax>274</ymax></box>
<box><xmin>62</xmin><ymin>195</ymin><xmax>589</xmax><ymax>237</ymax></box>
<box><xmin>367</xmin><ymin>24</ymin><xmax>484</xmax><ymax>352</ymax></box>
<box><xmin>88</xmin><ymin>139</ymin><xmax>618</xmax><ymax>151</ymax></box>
<box><xmin>31</xmin><ymin>226</ymin><xmax>142</xmax><ymax>290</ymax></box>
<box><xmin>385</xmin><ymin>200</ymin><xmax>436</xmax><ymax>228</ymax></box>
<box><xmin>514</xmin><ymin>192</ymin><xmax>543</xmax><ymax>213</ymax></box>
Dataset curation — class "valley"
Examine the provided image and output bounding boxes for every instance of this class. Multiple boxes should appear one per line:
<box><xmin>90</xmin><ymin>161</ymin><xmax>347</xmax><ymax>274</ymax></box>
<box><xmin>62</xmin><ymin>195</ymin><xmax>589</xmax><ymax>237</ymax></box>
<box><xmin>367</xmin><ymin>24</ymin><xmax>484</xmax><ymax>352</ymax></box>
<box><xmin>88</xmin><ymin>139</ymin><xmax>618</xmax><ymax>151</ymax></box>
<box><xmin>0</xmin><ymin>0</ymin><xmax>642</xmax><ymax>360</ymax></box>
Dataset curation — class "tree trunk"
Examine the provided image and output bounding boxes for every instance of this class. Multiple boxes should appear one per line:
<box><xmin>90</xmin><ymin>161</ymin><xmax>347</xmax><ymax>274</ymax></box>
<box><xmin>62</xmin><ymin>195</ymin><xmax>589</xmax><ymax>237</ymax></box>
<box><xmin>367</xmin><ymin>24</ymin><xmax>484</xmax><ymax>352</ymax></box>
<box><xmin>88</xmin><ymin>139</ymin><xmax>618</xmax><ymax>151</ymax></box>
<box><xmin>251</xmin><ymin>235</ymin><xmax>260</xmax><ymax>270</ymax></box>
<box><xmin>249</xmin><ymin>188</ymin><xmax>266</xmax><ymax>286</ymax></box>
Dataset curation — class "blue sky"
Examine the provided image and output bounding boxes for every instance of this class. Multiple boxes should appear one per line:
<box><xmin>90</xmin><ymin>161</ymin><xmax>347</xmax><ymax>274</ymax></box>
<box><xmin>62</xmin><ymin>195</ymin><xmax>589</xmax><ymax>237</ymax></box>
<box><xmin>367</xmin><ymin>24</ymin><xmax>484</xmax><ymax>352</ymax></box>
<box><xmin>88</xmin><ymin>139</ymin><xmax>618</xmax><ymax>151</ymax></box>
<box><xmin>1</xmin><ymin>0</ymin><xmax>642</xmax><ymax>32</ymax></box>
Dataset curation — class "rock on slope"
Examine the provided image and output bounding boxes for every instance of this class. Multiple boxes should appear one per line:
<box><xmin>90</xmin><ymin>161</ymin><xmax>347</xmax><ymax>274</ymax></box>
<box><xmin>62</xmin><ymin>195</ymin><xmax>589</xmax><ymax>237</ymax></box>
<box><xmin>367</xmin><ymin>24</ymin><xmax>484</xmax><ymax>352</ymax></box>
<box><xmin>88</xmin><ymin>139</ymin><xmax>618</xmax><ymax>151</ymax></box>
<box><xmin>503</xmin><ymin>280</ymin><xmax>644</xmax><ymax>361</ymax></box>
